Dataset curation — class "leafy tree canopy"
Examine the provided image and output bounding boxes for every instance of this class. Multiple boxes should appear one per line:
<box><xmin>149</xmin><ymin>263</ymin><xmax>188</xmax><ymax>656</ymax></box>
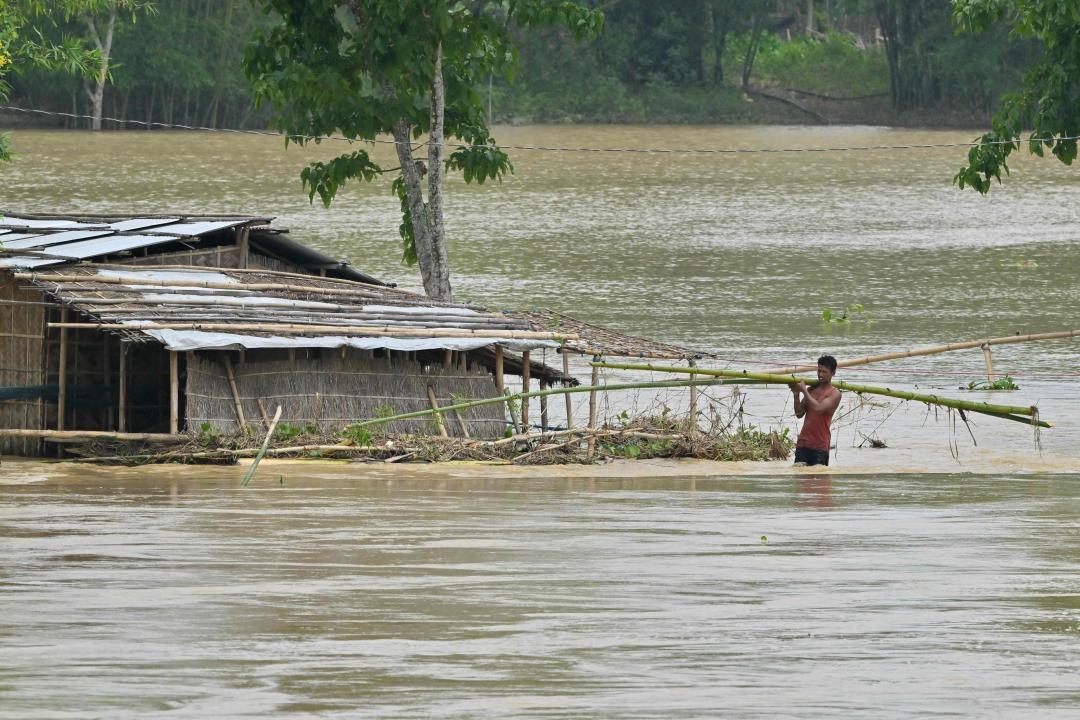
<box><xmin>245</xmin><ymin>0</ymin><xmax>602</xmax><ymax>282</ymax></box>
<box><xmin>953</xmin><ymin>0</ymin><xmax>1080</xmax><ymax>192</ymax></box>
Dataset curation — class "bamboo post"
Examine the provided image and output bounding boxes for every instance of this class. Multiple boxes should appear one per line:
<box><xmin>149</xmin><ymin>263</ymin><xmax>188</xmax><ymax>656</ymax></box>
<box><xmin>118</xmin><ymin>342</ymin><xmax>127</xmax><ymax>432</ymax></box>
<box><xmin>688</xmin><ymin>358</ymin><xmax>697</xmax><ymax>436</ymax></box>
<box><xmin>981</xmin><ymin>343</ymin><xmax>996</xmax><ymax>383</ymax></box>
<box><xmin>426</xmin><ymin>385</ymin><xmax>449</xmax><ymax>437</ymax></box>
<box><xmin>521</xmin><ymin>350</ymin><xmax>530</xmax><ymax>433</ymax></box>
<box><xmin>236</xmin><ymin>226</ymin><xmax>250</xmax><ymax>269</ymax></box>
<box><xmin>540</xmin><ymin>380</ymin><xmax>549</xmax><ymax>432</ymax></box>
<box><xmin>256</xmin><ymin>397</ymin><xmax>272</xmax><ymax>429</ymax></box>
<box><xmin>169</xmin><ymin>351</ymin><xmax>179</xmax><ymax>434</ymax></box>
<box><xmin>444</xmin><ymin>349</ymin><xmax>453</xmax><ymax>367</ymax></box>
<box><xmin>562</xmin><ymin>350</ymin><xmax>574</xmax><ymax>430</ymax></box>
<box><xmin>454</xmin><ymin>408</ymin><xmax>471</xmax><ymax>438</ymax></box>
<box><xmin>223</xmin><ymin>355</ymin><xmax>247</xmax><ymax>430</ymax></box>
<box><xmin>494</xmin><ymin>346</ymin><xmax>505</xmax><ymax>393</ymax></box>
<box><xmin>587</xmin><ymin>360</ymin><xmax>600</xmax><ymax>457</ymax></box>
<box><xmin>57</xmin><ymin>309</ymin><xmax>68</xmax><ymax>432</ymax></box>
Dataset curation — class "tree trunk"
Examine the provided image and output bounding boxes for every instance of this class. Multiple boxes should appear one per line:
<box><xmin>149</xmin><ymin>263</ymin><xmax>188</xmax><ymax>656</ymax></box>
<box><xmin>425</xmin><ymin>42</ymin><xmax>452</xmax><ymax>302</ymax></box>
<box><xmin>391</xmin><ymin>121</ymin><xmax>440</xmax><ymax>299</ymax></box>
<box><xmin>82</xmin><ymin>4</ymin><xmax>118</xmax><ymax>132</ymax></box>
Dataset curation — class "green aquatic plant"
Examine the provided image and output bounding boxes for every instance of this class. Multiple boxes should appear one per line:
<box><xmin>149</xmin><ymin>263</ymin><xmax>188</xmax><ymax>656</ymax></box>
<box><xmin>962</xmin><ymin>376</ymin><xmax>1020</xmax><ymax>391</ymax></box>
<box><xmin>822</xmin><ymin>303</ymin><xmax>873</xmax><ymax>325</ymax></box>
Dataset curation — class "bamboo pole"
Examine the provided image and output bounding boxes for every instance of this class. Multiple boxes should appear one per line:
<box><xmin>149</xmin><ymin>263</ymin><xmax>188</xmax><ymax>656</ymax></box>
<box><xmin>688</xmin><ymin>358</ymin><xmax>697</xmax><ymax>436</ymax></box>
<box><xmin>521</xmin><ymin>350</ymin><xmax>530</xmax><ymax>432</ymax></box>
<box><xmin>347</xmin><ymin>378</ymin><xmax>750</xmax><ymax>431</ymax></box>
<box><xmin>18</xmin><ymin>272</ymin><xmax>479</xmax><ymax>306</ymax></box>
<box><xmin>426</xmin><ymin>385</ymin><xmax>449</xmax><ymax>437</ymax></box>
<box><xmin>118</xmin><ymin>342</ymin><xmax>127</xmax><ymax>432</ymax></box>
<box><xmin>169</xmin><ymin>351</ymin><xmax>179</xmax><ymax>434</ymax></box>
<box><xmin>223</xmin><ymin>355</ymin><xmax>247</xmax><ymax>430</ymax></box>
<box><xmin>981</xmin><ymin>344</ymin><xmax>996</xmax><ymax>382</ymax></box>
<box><xmin>588</xmin><ymin>363</ymin><xmax>600</xmax><ymax>457</ymax></box>
<box><xmin>104</xmin><ymin>338</ymin><xmax>113</xmax><ymax>430</ymax></box>
<box><xmin>0</xmin><ymin>429</ymin><xmax>183</xmax><ymax>442</ymax></box>
<box><xmin>256</xmin><ymin>397</ymin><xmax>271</xmax><ymax>429</ymax></box>
<box><xmin>540</xmin><ymin>380</ymin><xmax>549</xmax><ymax>432</ymax></box>
<box><xmin>591</xmin><ymin>361</ymin><xmax>1050</xmax><ymax>426</ymax></box>
<box><xmin>47</xmin><ymin>321</ymin><xmax>576</xmax><ymax>341</ymax></box>
<box><xmin>57</xmin><ymin>309</ymin><xmax>68</xmax><ymax>432</ymax></box>
<box><xmin>773</xmin><ymin>330</ymin><xmax>1080</xmax><ymax>374</ymax></box>
<box><xmin>562</xmin><ymin>350</ymin><xmax>573</xmax><ymax>430</ymax></box>
<box><xmin>494</xmin><ymin>346</ymin><xmax>505</xmax><ymax>393</ymax></box>
<box><xmin>242</xmin><ymin>404</ymin><xmax>282</xmax><ymax>487</ymax></box>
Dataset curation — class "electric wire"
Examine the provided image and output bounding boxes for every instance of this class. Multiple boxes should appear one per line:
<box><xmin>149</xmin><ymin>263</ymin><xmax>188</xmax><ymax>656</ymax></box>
<box><xmin>4</xmin><ymin>105</ymin><xmax>1079</xmax><ymax>156</ymax></box>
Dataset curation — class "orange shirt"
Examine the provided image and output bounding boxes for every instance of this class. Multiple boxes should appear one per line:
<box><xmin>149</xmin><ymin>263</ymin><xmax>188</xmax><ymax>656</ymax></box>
<box><xmin>796</xmin><ymin>385</ymin><xmax>839</xmax><ymax>451</ymax></box>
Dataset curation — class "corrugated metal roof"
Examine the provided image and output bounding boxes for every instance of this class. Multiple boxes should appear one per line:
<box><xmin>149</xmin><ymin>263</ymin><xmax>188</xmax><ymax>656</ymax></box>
<box><xmin>3</xmin><ymin>230</ymin><xmax>113</xmax><ymax>250</ymax></box>
<box><xmin>0</xmin><ymin>212</ymin><xmax>387</xmax><ymax>285</ymax></box>
<box><xmin>38</xmin><ymin>233</ymin><xmax>189</xmax><ymax>259</ymax></box>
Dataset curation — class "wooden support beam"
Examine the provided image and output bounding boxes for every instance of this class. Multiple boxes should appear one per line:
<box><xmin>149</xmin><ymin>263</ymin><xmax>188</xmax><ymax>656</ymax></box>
<box><xmin>688</xmin><ymin>358</ymin><xmax>698</xmax><ymax>436</ymax></box>
<box><xmin>494</xmin><ymin>346</ymin><xmax>504</xmax><ymax>393</ymax></box>
<box><xmin>0</xmin><ymin>429</ymin><xmax>183</xmax><ymax>443</ymax></box>
<box><xmin>169</xmin><ymin>351</ymin><xmax>179</xmax><ymax>434</ymax></box>
<box><xmin>562</xmin><ymin>350</ymin><xmax>573</xmax><ymax>429</ymax></box>
<box><xmin>256</xmin><ymin>397</ymin><xmax>272</xmax><ymax>429</ymax></box>
<box><xmin>236</xmin><ymin>226</ymin><xmax>250</xmax><ymax>269</ymax></box>
<box><xmin>587</xmin><ymin>362</ymin><xmax>600</xmax><ymax>458</ymax></box>
<box><xmin>981</xmin><ymin>343</ymin><xmax>996</xmax><ymax>383</ymax></box>
<box><xmin>521</xmin><ymin>350</ymin><xmax>530</xmax><ymax>432</ymax></box>
<box><xmin>540</xmin><ymin>380</ymin><xmax>549</xmax><ymax>432</ymax></box>
<box><xmin>222</xmin><ymin>355</ymin><xmax>247</xmax><ymax>430</ymax></box>
<box><xmin>57</xmin><ymin>309</ymin><xmax>68</xmax><ymax>432</ymax></box>
<box><xmin>426</xmin><ymin>385</ymin><xmax>449</xmax><ymax>437</ymax></box>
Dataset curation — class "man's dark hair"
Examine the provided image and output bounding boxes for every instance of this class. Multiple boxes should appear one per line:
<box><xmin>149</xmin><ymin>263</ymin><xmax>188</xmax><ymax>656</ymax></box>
<box><xmin>817</xmin><ymin>355</ymin><xmax>838</xmax><ymax>373</ymax></box>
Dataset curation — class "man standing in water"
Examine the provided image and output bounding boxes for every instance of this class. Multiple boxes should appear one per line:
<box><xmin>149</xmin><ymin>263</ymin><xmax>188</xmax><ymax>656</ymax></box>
<box><xmin>789</xmin><ymin>355</ymin><xmax>841</xmax><ymax>466</ymax></box>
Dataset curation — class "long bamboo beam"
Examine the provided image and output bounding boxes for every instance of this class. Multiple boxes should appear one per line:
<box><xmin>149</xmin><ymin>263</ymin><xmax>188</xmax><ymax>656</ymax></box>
<box><xmin>0</xmin><ymin>429</ymin><xmax>184</xmax><ymax>442</ymax></box>
<box><xmin>773</xmin><ymin>330</ymin><xmax>1080</xmax><ymax>374</ymax></box>
<box><xmin>15</xmin><ymin>272</ymin><xmax>450</xmax><ymax>303</ymax></box>
<box><xmin>46</xmin><ymin>322</ymin><xmax>576</xmax><ymax>341</ymax></box>
<box><xmin>590</xmin><ymin>362</ymin><xmax>1050</xmax><ymax>426</ymax></box>
<box><xmin>347</xmin><ymin>378</ymin><xmax>755</xmax><ymax>430</ymax></box>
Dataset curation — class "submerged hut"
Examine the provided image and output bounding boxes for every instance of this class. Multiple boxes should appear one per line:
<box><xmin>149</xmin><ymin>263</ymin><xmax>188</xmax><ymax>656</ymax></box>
<box><xmin>0</xmin><ymin>212</ymin><xmax>701</xmax><ymax>458</ymax></box>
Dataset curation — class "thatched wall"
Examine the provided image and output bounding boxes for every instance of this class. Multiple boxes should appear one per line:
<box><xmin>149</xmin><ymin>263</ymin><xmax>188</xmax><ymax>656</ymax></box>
<box><xmin>0</xmin><ymin>273</ymin><xmax>46</xmax><ymax>455</ymax></box>
<box><xmin>185</xmin><ymin>348</ymin><xmax>507</xmax><ymax>438</ymax></box>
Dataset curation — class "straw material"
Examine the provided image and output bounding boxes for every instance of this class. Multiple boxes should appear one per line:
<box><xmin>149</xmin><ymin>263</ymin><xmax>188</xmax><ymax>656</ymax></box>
<box><xmin>185</xmin><ymin>348</ymin><xmax>507</xmax><ymax>438</ymax></box>
<box><xmin>0</xmin><ymin>278</ymin><xmax>46</xmax><ymax>456</ymax></box>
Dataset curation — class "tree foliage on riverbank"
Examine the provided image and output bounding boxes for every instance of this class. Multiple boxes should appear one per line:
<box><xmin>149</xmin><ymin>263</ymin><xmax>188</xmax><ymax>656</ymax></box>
<box><xmin>0</xmin><ymin>1</ymin><xmax>1047</xmax><ymax>128</ymax></box>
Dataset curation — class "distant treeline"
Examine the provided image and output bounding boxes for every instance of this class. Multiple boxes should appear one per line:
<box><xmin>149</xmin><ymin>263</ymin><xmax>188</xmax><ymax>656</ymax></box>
<box><xmin>6</xmin><ymin>0</ymin><xmax>1039</xmax><ymax>129</ymax></box>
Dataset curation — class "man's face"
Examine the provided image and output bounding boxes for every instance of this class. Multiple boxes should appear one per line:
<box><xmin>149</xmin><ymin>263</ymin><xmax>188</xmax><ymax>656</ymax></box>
<box><xmin>817</xmin><ymin>364</ymin><xmax>834</xmax><ymax>384</ymax></box>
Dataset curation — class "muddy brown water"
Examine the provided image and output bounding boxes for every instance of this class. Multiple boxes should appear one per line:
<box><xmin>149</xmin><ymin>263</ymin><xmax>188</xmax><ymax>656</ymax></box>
<box><xmin>2</xmin><ymin>125</ymin><xmax>1079</xmax><ymax>717</ymax></box>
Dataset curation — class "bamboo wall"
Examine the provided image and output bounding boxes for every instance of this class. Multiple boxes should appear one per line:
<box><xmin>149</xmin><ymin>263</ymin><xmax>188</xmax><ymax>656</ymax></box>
<box><xmin>185</xmin><ymin>348</ymin><xmax>507</xmax><ymax>438</ymax></box>
<box><xmin>0</xmin><ymin>275</ymin><xmax>46</xmax><ymax>456</ymax></box>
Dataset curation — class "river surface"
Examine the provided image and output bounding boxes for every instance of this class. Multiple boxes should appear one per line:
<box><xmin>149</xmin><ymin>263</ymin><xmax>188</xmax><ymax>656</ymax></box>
<box><xmin>2</xmin><ymin>125</ymin><xmax>1079</xmax><ymax>717</ymax></box>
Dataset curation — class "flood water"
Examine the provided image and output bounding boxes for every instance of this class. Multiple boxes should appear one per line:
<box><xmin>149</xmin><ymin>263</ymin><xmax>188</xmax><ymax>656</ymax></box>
<box><xmin>2</xmin><ymin>125</ymin><xmax>1080</xmax><ymax>716</ymax></box>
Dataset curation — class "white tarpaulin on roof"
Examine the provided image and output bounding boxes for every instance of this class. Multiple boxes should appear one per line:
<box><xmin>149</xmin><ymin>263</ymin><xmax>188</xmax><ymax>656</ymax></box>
<box><xmin>142</xmin><ymin>329</ymin><xmax>559</xmax><ymax>353</ymax></box>
<box><xmin>96</xmin><ymin>268</ymin><xmax>238</xmax><ymax>283</ymax></box>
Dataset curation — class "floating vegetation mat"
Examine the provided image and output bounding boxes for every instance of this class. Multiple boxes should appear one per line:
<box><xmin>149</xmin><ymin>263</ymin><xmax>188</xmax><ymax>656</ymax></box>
<box><xmin>65</xmin><ymin>416</ymin><xmax>794</xmax><ymax>467</ymax></box>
